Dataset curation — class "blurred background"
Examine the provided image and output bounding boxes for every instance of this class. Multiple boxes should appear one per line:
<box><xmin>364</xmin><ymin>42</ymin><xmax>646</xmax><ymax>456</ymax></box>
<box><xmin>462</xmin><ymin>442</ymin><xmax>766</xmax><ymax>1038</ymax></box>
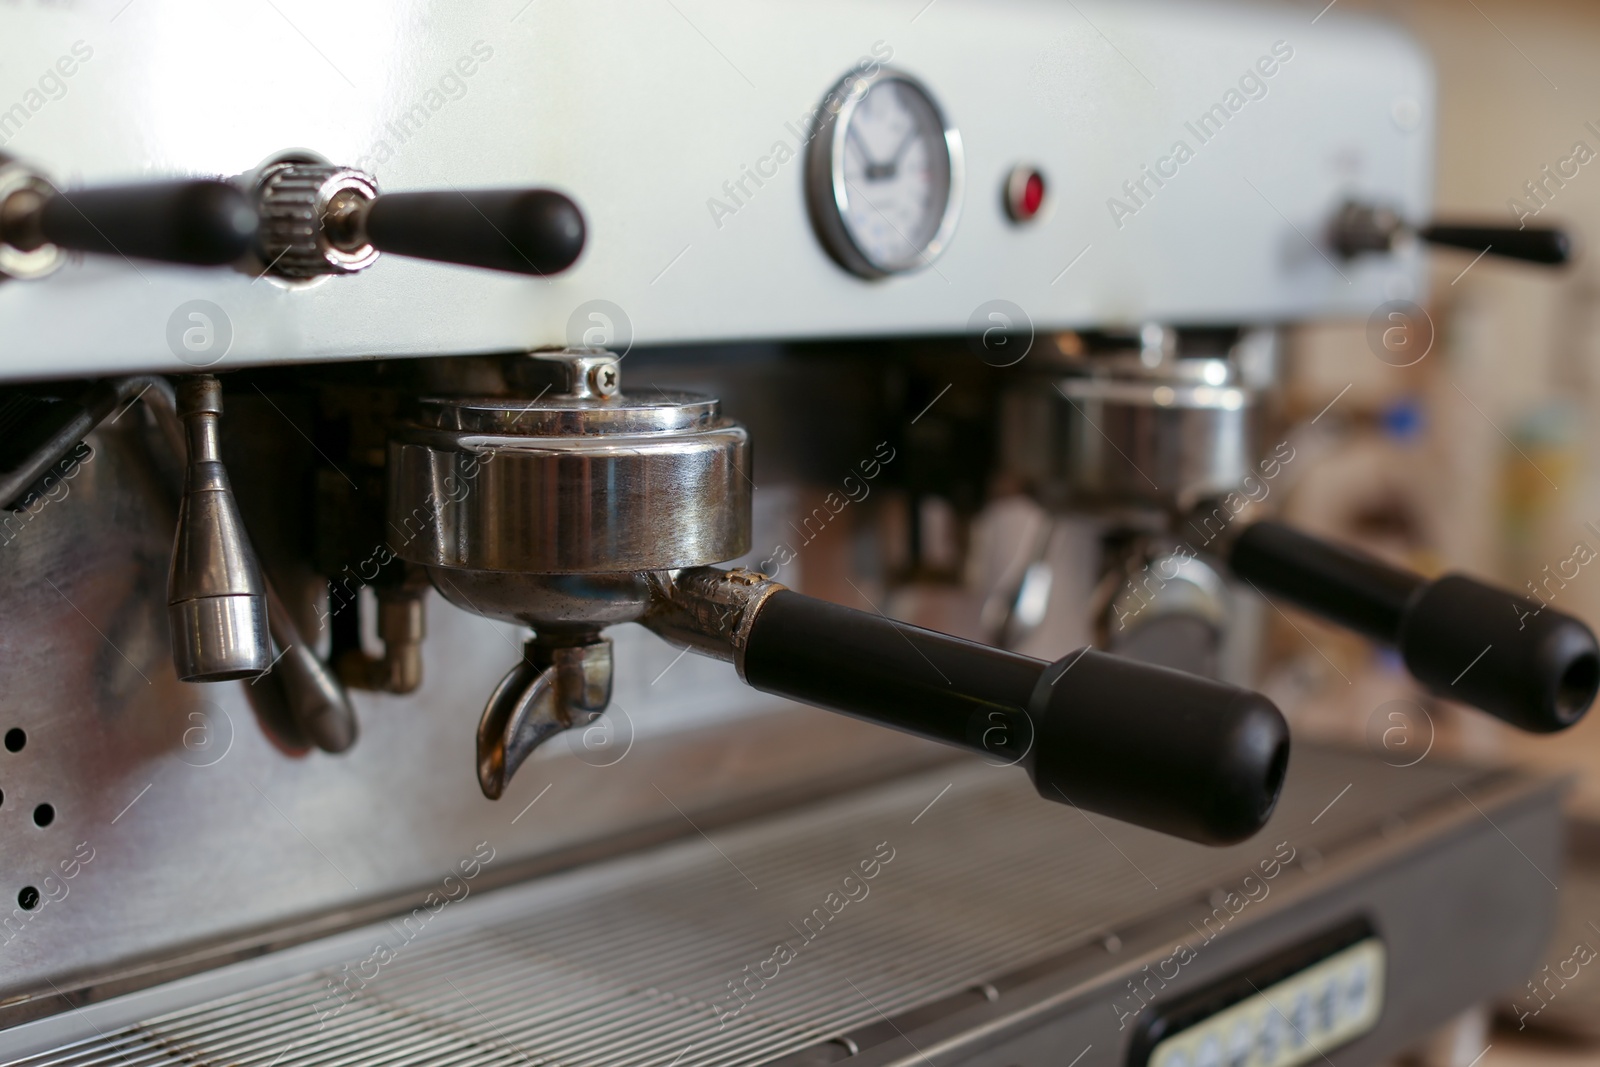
<box><xmin>1277</xmin><ymin>0</ymin><xmax>1600</xmax><ymax>804</ymax></box>
<box><xmin>1269</xmin><ymin>1</ymin><xmax>1600</xmax><ymax>1061</ymax></box>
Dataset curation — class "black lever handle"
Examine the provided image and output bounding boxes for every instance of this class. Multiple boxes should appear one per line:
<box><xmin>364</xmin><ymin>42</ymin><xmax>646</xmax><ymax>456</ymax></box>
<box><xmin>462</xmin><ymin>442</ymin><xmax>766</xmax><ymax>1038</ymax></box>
<box><xmin>1418</xmin><ymin>223</ymin><xmax>1572</xmax><ymax>266</ymax></box>
<box><xmin>738</xmin><ymin>589</ymin><xmax>1289</xmax><ymax>845</ymax></box>
<box><xmin>26</xmin><ymin>180</ymin><xmax>258</xmax><ymax>266</ymax></box>
<box><xmin>1330</xmin><ymin>202</ymin><xmax>1573</xmax><ymax>267</ymax></box>
<box><xmin>1228</xmin><ymin>520</ymin><xmax>1599</xmax><ymax>733</ymax></box>
<box><xmin>363</xmin><ymin>189</ymin><xmax>585</xmax><ymax>275</ymax></box>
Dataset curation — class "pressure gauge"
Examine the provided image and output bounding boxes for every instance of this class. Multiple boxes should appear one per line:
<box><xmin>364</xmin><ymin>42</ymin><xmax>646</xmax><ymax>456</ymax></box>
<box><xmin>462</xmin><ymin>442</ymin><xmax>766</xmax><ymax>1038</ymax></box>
<box><xmin>806</xmin><ymin>67</ymin><xmax>963</xmax><ymax>279</ymax></box>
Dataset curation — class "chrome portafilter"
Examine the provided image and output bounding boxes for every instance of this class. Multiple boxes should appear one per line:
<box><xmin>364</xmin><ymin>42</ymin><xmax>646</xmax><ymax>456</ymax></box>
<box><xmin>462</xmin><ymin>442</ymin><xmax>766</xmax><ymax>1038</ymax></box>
<box><xmin>390</xmin><ymin>349</ymin><xmax>1291</xmax><ymax>846</ymax></box>
<box><xmin>996</xmin><ymin>323</ymin><xmax>1598</xmax><ymax>738</ymax></box>
<box><xmin>388</xmin><ymin>349</ymin><xmax>751</xmax><ymax>799</ymax></box>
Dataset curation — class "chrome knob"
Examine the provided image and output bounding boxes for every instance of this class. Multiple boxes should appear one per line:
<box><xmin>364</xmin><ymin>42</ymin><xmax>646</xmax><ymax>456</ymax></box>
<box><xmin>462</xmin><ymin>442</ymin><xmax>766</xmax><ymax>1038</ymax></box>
<box><xmin>254</xmin><ymin>160</ymin><xmax>380</xmax><ymax>278</ymax></box>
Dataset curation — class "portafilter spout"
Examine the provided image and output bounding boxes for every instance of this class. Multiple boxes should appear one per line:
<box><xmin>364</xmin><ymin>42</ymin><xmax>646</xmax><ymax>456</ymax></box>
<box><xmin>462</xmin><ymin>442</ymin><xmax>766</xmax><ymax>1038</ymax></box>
<box><xmin>388</xmin><ymin>349</ymin><xmax>1291</xmax><ymax>846</ymax></box>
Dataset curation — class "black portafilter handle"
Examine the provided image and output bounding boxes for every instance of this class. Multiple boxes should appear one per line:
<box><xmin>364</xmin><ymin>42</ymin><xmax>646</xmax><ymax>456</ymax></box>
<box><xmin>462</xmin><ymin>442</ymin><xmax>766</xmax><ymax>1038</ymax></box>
<box><xmin>1418</xmin><ymin>223</ymin><xmax>1572</xmax><ymax>266</ymax></box>
<box><xmin>738</xmin><ymin>590</ymin><xmax>1290</xmax><ymax>846</ymax></box>
<box><xmin>363</xmin><ymin>189</ymin><xmax>585</xmax><ymax>275</ymax></box>
<box><xmin>1227</xmin><ymin>520</ymin><xmax>1600</xmax><ymax>733</ymax></box>
<box><xmin>28</xmin><ymin>179</ymin><xmax>258</xmax><ymax>266</ymax></box>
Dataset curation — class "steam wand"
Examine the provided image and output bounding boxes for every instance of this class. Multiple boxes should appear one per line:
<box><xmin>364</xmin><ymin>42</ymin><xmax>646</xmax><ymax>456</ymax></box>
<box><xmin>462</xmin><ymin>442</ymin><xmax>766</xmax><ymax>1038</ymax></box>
<box><xmin>0</xmin><ymin>373</ymin><xmax>356</xmax><ymax>750</ymax></box>
<box><xmin>168</xmin><ymin>376</ymin><xmax>356</xmax><ymax>749</ymax></box>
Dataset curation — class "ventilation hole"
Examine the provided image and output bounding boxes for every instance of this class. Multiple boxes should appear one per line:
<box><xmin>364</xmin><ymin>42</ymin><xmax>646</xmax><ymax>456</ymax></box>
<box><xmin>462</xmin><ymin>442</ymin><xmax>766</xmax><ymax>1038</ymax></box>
<box><xmin>1556</xmin><ymin>653</ymin><xmax>1600</xmax><ymax>724</ymax></box>
<box><xmin>4</xmin><ymin>729</ymin><xmax>24</xmax><ymax>753</ymax></box>
<box><xmin>0</xmin><ymin>788</ymin><xmax>4</xmax><ymax>808</ymax></box>
<box><xmin>17</xmin><ymin>887</ymin><xmax>38</xmax><ymax>910</ymax></box>
<box><xmin>32</xmin><ymin>804</ymin><xmax>53</xmax><ymax>828</ymax></box>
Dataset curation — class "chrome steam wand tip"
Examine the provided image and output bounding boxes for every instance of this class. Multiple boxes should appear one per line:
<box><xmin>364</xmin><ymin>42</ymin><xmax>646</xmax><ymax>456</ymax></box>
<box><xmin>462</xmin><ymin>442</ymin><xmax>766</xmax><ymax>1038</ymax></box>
<box><xmin>167</xmin><ymin>375</ymin><xmax>272</xmax><ymax>682</ymax></box>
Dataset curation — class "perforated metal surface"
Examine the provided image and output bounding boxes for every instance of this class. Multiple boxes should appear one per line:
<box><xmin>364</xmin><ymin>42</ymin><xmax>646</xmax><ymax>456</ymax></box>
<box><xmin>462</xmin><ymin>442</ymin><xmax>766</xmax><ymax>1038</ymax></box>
<box><xmin>3</xmin><ymin>747</ymin><xmax>1496</xmax><ymax>1067</ymax></box>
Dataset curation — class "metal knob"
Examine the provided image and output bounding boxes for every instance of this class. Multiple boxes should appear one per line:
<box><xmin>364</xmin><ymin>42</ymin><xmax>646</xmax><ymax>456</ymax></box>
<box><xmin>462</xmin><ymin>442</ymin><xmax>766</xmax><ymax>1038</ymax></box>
<box><xmin>253</xmin><ymin>159</ymin><xmax>585</xmax><ymax>278</ymax></box>
<box><xmin>254</xmin><ymin>161</ymin><xmax>380</xmax><ymax>278</ymax></box>
<box><xmin>168</xmin><ymin>376</ymin><xmax>273</xmax><ymax>682</ymax></box>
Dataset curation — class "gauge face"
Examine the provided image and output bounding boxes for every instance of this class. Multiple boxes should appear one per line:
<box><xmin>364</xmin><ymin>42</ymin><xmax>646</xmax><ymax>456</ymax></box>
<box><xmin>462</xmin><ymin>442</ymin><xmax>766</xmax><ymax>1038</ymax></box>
<box><xmin>806</xmin><ymin>69</ymin><xmax>963</xmax><ymax>278</ymax></box>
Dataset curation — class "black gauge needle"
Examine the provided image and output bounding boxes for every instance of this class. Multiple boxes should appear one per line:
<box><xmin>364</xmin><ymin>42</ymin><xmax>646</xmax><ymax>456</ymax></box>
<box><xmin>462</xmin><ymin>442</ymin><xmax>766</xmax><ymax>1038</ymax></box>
<box><xmin>861</xmin><ymin>126</ymin><xmax>919</xmax><ymax>182</ymax></box>
<box><xmin>848</xmin><ymin>126</ymin><xmax>881</xmax><ymax>168</ymax></box>
<box><xmin>851</xmin><ymin>126</ymin><xmax>902</xmax><ymax>182</ymax></box>
<box><xmin>888</xmin><ymin>126</ymin><xmax>919</xmax><ymax>166</ymax></box>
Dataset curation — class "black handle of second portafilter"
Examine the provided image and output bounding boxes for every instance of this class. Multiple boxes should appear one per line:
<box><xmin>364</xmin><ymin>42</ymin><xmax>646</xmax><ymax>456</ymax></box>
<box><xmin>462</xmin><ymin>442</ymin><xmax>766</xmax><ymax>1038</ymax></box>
<box><xmin>738</xmin><ymin>590</ymin><xmax>1289</xmax><ymax>846</ymax></box>
<box><xmin>1228</xmin><ymin>520</ymin><xmax>1600</xmax><ymax>733</ymax></box>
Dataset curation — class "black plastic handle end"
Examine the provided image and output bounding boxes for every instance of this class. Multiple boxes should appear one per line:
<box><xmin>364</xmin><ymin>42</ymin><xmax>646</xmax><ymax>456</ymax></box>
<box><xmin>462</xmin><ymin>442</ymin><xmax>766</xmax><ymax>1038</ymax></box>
<box><xmin>1029</xmin><ymin>650</ymin><xmax>1290</xmax><ymax>846</ymax></box>
<box><xmin>365</xmin><ymin>188</ymin><xmax>586</xmax><ymax>275</ymax></box>
<box><xmin>1229</xmin><ymin>520</ymin><xmax>1599</xmax><ymax>733</ymax></box>
<box><xmin>1419</xmin><ymin>223</ymin><xmax>1573</xmax><ymax>266</ymax></box>
<box><xmin>40</xmin><ymin>179</ymin><xmax>258</xmax><ymax>266</ymax></box>
<box><xmin>1399</xmin><ymin>575</ymin><xmax>1599</xmax><ymax>733</ymax></box>
<box><xmin>739</xmin><ymin>589</ymin><xmax>1288</xmax><ymax>846</ymax></box>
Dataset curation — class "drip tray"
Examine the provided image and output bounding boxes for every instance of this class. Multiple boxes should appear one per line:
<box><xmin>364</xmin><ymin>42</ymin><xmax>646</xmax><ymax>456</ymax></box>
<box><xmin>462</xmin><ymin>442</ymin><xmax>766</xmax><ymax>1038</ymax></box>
<box><xmin>0</xmin><ymin>745</ymin><xmax>1565</xmax><ymax>1067</ymax></box>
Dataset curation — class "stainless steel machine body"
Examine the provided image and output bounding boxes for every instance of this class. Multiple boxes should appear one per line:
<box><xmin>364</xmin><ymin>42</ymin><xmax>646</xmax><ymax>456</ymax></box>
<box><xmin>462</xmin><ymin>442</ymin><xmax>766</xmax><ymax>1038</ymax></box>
<box><xmin>0</xmin><ymin>3</ymin><xmax>1574</xmax><ymax>1065</ymax></box>
<box><xmin>0</xmin><ymin>752</ymin><xmax>1563</xmax><ymax>1067</ymax></box>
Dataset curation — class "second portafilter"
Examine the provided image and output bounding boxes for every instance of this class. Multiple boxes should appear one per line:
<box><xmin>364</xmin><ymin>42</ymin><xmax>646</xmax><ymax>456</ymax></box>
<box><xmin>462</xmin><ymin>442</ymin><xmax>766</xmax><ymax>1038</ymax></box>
<box><xmin>999</xmin><ymin>328</ymin><xmax>1599</xmax><ymax>734</ymax></box>
<box><xmin>388</xmin><ymin>349</ymin><xmax>1292</xmax><ymax>846</ymax></box>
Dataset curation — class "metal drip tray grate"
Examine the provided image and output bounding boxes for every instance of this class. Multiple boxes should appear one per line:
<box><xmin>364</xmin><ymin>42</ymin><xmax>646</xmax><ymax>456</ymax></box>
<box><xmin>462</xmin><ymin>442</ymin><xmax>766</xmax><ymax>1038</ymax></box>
<box><xmin>6</xmin><ymin>747</ymin><xmax>1489</xmax><ymax>1067</ymax></box>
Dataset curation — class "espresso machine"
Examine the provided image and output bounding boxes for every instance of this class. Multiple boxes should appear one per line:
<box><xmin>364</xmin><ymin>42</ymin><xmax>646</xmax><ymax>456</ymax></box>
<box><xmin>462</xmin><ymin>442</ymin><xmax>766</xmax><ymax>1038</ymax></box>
<box><xmin>0</xmin><ymin>3</ymin><xmax>1593</xmax><ymax>1065</ymax></box>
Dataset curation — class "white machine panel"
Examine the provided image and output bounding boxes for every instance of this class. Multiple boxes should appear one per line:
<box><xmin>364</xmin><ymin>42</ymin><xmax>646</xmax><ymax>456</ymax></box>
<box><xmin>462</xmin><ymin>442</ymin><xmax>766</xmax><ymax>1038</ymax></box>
<box><xmin>0</xmin><ymin>0</ymin><xmax>1431</xmax><ymax>377</ymax></box>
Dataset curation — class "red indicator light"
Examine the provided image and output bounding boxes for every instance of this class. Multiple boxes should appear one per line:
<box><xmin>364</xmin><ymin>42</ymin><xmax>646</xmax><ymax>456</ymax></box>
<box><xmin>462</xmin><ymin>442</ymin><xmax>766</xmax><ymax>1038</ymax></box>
<box><xmin>1022</xmin><ymin>173</ymin><xmax>1044</xmax><ymax>215</ymax></box>
<box><xmin>1005</xmin><ymin>166</ymin><xmax>1048</xmax><ymax>223</ymax></box>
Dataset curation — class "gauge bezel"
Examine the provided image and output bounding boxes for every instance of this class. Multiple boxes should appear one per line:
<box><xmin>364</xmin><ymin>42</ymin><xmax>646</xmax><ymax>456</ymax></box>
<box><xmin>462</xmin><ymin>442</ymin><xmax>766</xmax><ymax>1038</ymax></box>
<box><xmin>804</xmin><ymin>66</ymin><xmax>964</xmax><ymax>280</ymax></box>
